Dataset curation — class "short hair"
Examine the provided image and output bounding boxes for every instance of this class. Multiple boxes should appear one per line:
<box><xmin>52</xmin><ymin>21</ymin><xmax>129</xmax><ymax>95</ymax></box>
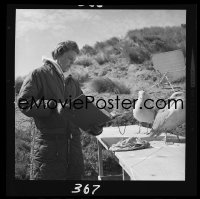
<box><xmin>52</xmin><ymin>40</ymin><xmax>80</xmax><ymax>60</ymax></box>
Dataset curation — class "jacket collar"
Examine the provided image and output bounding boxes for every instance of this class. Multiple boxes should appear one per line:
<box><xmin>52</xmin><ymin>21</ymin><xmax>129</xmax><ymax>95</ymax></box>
<box><xmin>42</xmin><ymin>56</ymin><xmax>65</xmax><ymax>81</ymax></box>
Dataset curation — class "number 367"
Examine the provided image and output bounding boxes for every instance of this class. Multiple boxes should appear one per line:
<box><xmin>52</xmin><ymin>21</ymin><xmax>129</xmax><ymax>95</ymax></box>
<box><xmin>71</xmin><ymin>184</ymin><xmax>100</xmax><ymax>195</ymax></box>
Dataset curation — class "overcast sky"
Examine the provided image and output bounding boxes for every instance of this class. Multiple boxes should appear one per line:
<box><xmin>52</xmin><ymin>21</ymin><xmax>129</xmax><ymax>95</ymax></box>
<box><xmin>15</xmin><ymin>9</ymin><xmax>186</xmax><ymax>78</ymax></box>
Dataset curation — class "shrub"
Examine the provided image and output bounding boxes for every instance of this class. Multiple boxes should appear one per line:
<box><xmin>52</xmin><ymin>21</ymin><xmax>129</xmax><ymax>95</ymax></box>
<box><xmin>94</xmin><ymin>41</ymin><xmax>106</xmax><ymax>52</ymax></box>
<box><xmin>90</xmin><ymin>77</ymin><xmax>130</xmax><ymax>94</ymax></box>
<box><xmin>142</xmin><ymin>60</ymin><xmax>154</xmax><ymax>70</ymax></box>
<box><xmin>105</xmin><ymin>37</ymin><xmax>120</xmax><ymax>46</ymax></box>
<box><xmin>72</xmin><ymin>72</ymin><xmax>89</xmax><ymax>84</ymax></box>
<box><xmin>125</xmin><ymin>26</ymin><xmax>186</xmax><ymax>58</ymax></box>
<box><xmin>81</xmin><ymin>44</ymin><xmax>97</xmax><ymax>56</ymax></box>
<box><xmin>15</xmin><ymin>162</ymin><xmax>30</xmax><ymax>180</ymax></box>
<box><xmin>94</xmin><ymin>52</ymin><xmax>109</xmax><ymax>65</ymax></box>
<box><xmin>177</xmin><ymin>41</ymin><xmax>186</xmax><ymax>57</ymax></box>
<box><xmin>90</xmin><ymin>77</ymin><xmax>113</xmax><ymax>93</ymax></box>
<box><xmin>15</xmin><ymin>76</ymin><xmax>25</xmax><ymax>95</ymax></box>
<box><xmin>102</xmin><ymin>150</ymin><xmax>121</xmax><ymax>175</ymax></box>
<box><xmin>71</xmin><ymin>65</ymin><xmax>90</xmax><ymax>83</ymax></box>
<box><xmin>171</xmin><ymin>76</ymin><xmax>186</xmax><ymax>84</ymax></box>
<box><xmin>15</xmin><ymin>132</ymin><xmax>31</xmax><ymax>180</ymax></box>
<box><xmin>98</xmin><ymin>69</ymin><xmax>108</xmax><ymax>76</ymax></box>
<box><xmin>15</xmin><ymin>119</ymin><xmax>34</xmax><ymax>180</ymax></box>
<box><xmin>74</xmin><ymin>55</ymin><xmax>93</xmax><ymax>67</ymax></box>
<box><xmin>112</xmin><ymin>80</ymin><xmax>130</xmax><ymax>94</ymax></box>
<box><xmin>123</xmin><ymin>45</ymin><xmax>150</xmax><ymax>64</ymax></box>
<box><xmin>15</xmin><ymin>128</ymin><xmax>32</xmax><ymax>143</ymax></box>
<box><xmin>126</xmin><ymin>29</ymin><xmax>144</xmax><ymax>44</ymax></box>
<box><xmin>94</xmin><ymin>37</ymin><xmax>120</xmax><ymax>52</ymax></box>
<box><xmin>81</xmin><ymin>131</ymin><xmax>121</xmax><ymax>178</ymax></box>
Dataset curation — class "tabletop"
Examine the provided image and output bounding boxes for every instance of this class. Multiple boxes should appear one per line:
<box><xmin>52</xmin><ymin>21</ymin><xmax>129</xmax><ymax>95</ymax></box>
<box><xmin>96</xmin><ymin>125</ymin><xmax>185</xmax><ymax>180</ymax></box>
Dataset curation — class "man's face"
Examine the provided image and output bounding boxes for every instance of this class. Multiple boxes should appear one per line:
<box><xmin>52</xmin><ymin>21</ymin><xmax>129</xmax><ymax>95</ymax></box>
<box><xmin>59</xmin><ymin>50</ymin><xmax>77</xmax><ymax>72</ymax></box>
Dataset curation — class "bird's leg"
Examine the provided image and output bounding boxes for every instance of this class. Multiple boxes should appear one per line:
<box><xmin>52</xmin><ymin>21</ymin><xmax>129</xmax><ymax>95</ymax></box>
<box><xmin>138</xmin><ymin>123</ymin><xmax>141</xmax><ymax>134</ymax></box>
<box><xmin>147</xmin><ymin>125</ymin><xmax>153</xmax><ymax>135</ymax></box>
<box><xmin>176</xmin><ymin>134</ymin><xmax>180</xmax><ymax>142</ymax></box>
<box><xmin>146</xmin><ymin>124</ymin><xmax>149</xmax><ymax>134</ymax></box>
<box><xmin>164</xmin><ymin>132</ymin><xmax>168</xmax><ymax>144</ymax></box>
<box><xmin>164</xmin><ymin>132</ymin><xmax>174</xmax><ymax>145</ymax></box>
<box><xmin>146</xmin><ymin>123</ymin><xmax>151</xmax><ymax>134</ymax></box>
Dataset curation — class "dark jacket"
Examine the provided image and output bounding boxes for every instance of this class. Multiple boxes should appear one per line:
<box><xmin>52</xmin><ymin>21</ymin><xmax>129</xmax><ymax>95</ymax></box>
<box><xmin>17</xmin><ymin>60</ymin><xmax>84</xmax><ymax>180</ymax></box>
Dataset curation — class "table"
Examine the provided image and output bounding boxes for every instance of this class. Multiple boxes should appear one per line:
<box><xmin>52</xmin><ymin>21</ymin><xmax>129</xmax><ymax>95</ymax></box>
<box><xmin>96</xmin><ymin>125</ymin><xmax>185</xmax><ymax>181</ymax></box>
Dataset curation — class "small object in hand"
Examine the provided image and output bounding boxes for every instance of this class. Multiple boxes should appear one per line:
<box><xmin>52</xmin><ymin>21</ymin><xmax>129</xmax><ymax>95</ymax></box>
<box><xmin>57</xmin><ymin>103</ymin><xmax>70</xmax><ymax>115</ymax></box>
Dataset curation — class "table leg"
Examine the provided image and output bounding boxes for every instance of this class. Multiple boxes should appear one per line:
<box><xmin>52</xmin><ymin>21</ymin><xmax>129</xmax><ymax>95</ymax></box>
<box><xmin>97</xmin><ymin>140</ymin><xmax>103</xmax><ymax>180</ymax></box>
<box><xmin>122</xmin><ymin>168</ymin><xmax>131</xmax><ymax>181</ymax></box>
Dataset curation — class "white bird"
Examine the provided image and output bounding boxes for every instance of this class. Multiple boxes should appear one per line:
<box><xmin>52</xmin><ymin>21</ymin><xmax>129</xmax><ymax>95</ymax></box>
<box><xmin>133</xmin><ymin>90</ymin><xmax>156</xmax><ymax>134</ymax></box>
<box><xmin>149</xmin><ymin>91</ymin><xmax>185</xmax><ymax>143</ymax></box>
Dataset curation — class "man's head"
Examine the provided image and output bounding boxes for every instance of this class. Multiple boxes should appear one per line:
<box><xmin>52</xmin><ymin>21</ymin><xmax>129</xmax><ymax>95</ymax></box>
<box><xmin>52</xmin><ymin>41</ymin><xmax>79</xmax><ymax>72</ymax></box>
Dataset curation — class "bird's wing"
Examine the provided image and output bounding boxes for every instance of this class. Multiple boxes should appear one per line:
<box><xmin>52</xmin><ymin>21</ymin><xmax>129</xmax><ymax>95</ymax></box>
<box><xmin>150</xmin><ymin>108</ymin><xmax>170</xmax><ymax>137</ymax></box>
<box><xmin>162</xmin><ymin>100</ymin><xmax>185</xmax><ymax>131</ymax></box>
<box><xmin>150</xmin><ymin>98</ymin><xmax>185</xmax><ymax>137</ymax></box>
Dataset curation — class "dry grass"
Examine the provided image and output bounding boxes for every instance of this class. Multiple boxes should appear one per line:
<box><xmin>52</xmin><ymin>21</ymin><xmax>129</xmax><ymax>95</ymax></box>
<box><xmin>94</xmin><ymin>52</ymin><xmax>109</xmax><ymax>65</ymax></box>
<box><xmin>89</xmin><ymin>77</ymin><xmax>130</xmax><ymax>94</ymax></box>
<box><xmin>74</xmin><ymin>54</ymin><xmax>94</xmax><ymax>67</ymax></box>
<box><xmin>70</xmin><ymin>65</ymin><xmax>90</xmax><ymax>84</ymax></box>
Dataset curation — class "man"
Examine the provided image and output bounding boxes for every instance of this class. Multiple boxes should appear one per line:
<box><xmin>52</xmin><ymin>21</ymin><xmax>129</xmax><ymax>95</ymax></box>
<box><xmin>17</xmin><ymin>41</ymin><xmax>103</xmax><ymax>180</ymax></box>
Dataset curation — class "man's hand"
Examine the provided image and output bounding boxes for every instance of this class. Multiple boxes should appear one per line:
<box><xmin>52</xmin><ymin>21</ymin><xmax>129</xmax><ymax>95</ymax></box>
<box><xmin>48</xmin><ymin>101</ymin><xmax>70</xmax><ymax>115</ymax></box>
<box><xmin>56</xmin><ymin>103</ymin><xmax>63</xmax><ymax>115</ymax></box>
<box><xmin>57</xmin><ymin>103</ymin><xmax>72</xmax><ymax>115</ymax></box>
<box><xmin>86</xmin><ymin>124</ymin><xmax>104</xmax><ymax>136</ymax></box>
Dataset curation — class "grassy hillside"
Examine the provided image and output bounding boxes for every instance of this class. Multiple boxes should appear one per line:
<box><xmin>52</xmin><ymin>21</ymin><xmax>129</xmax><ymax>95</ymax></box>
<box><xmin>15</xmin><ymin>25</ymin><xmax>186</xmax><ymax>180</ymax></box>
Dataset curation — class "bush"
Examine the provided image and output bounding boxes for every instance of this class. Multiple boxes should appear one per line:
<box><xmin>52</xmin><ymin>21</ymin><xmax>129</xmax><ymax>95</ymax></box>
<box><xmin>90</xmin><ymin>77</ymin><xmax>130</xmax><ymax>94</ymax></box>
<box><xmin>15</xmin><ymin>129</ymin><xmax>31</xmax><ymax>180</ymax></box>
<box><xmin>71</xmin><ymin>65</ymin><xmax>90</xmax><ymax>83</ymax></box>
<box><xmin>98</xmin><ymin>68</ymin><xmax>108</xmax><ymax>76</ymax></box>
<box><xmin>102</xmin><ymin>150</ymin><xmax>121</xmax><ymax>175</ymax></box>
<box><xmin>94</xmin><ymin>52</ymin><xmax>109</xmax><ymax>65</ymax></box>
<box><xmin>15</xmin><ymin>118</ymin><xmax>34</xmax><ymax>180</ymax></box>
<box><xmin>78</xmin><ymin>73</ymin><xmax>90</xmax><ymax>83</ymax></box>
<box><xmin>123</xmin><ymin>45</ymin><xmax>150</xmax><ymax>64</ymax></box>
<box><xmin>81</xmin><ymin>131</ymin><xmax>121</xmax><ymax>178</ymax></box>
<box><xmin>15</xmin><ymin>128</ymin><xmax>32</xmax><ymax>143</ymax></box>
<box><xmin>177</xmin><ymin>41</ymin><xmax>186</xmax><ymax>57</ymax></box>
<box><xmin>125</xmin><ymin>26</ymin><xmax>186</xmax><ymax>58</ymax></box>
<box><xmin>94</xmin><ymin>37</ymin><xmax>120</xmax><ymax>52</ymax></box>
<box><xmin>74</xmin><ymin>55</ymin><xmax>94</xmax><ymax>67</ymax></box>
<box><xmin>112</xmin><ymin>80</ymin><xmax>130</xmax><ymax>94</ymax></box>
<box><xmin>72</xmin><ymin>71</ymin><xmax>89</xmax><ymax>84</ymax></box>
<box><xmin>94</xmin><ymin>41</ymin><xmax>107</xmax><ymax>52</ymax></box>
<box><xmin>81</xmin><ymin>44</ymin><xmax>97</xmax><ymax>56</ymax></box>
<box><xmin>90</xmin><ymin>77</ymin><xmax>113</xmax><ymax>93</ymax></box>
<box><xmin>105</xmin><ymin>37</ymin><xmax>120</xmax><ymax>46</ymax></box>
<box><xmin>171</xmin><ymin>76</ymin><xmax>186</xmax><ymax>84</ymax></box>
<box><xmin>15</xmin><ymin>76</ymin><xmax>25</xmax><ymax>95</ymax></box>
<box><xmin>15</xmin><ymin>162</ymin><xmax>30</xmax><ymax>180</ymax></box>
